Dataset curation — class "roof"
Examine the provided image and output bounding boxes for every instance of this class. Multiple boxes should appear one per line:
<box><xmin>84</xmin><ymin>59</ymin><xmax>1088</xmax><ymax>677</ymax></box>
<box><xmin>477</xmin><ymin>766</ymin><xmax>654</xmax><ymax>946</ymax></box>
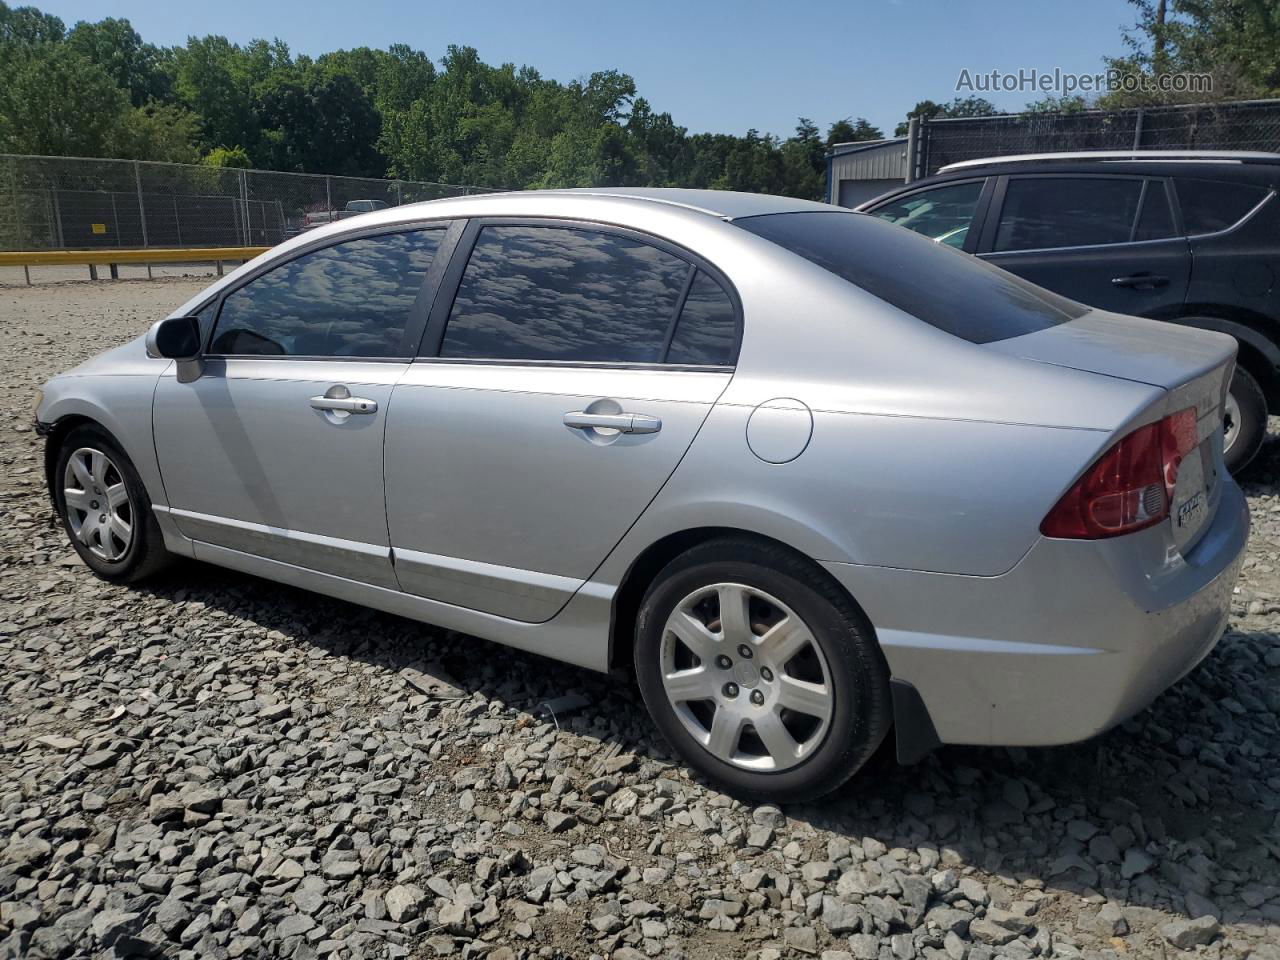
<box><xmin>939</xmin><ymin>149</ymin><xmax>1280</xmax><ymax>172</ymax></box>
<box><xmin>536</xmin><ymin>187</ymin><xmax>835</xmax><ymax>220</ymax></box>
<box><xmin>825</xmin><ymin>137</ymin><xmax>907</xmax><ymax>160</ymax></box>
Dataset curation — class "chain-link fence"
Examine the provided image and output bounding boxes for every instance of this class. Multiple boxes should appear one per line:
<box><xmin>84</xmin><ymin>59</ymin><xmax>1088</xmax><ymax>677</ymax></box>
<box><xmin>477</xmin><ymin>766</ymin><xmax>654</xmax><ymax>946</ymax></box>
<box><xmin>914</xmin><ymin>98</ymin><xmax>1280</xmax><ymax>178</ymax></box>
<box><xmin>0</xmin><ymin>155</ymin><xmax>488</xmax><ymax>251</ymax></box>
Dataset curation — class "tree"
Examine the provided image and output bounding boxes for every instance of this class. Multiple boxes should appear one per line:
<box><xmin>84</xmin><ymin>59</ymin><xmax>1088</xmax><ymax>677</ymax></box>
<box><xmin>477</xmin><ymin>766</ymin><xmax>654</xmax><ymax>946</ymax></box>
<box><xmin>66</xmin><ymin>17</ymin><xmax>169</xmax><ymax>106</ymax></box>
<box><xmin>117</xmin><ymin>102</ymin><xmax>202</xmax><ymax>162</ymax></box>
<box><xmin>894</xmin><ymin>96</ymin><xmax>1002</xmax><ymax>135</ymax></box>
<box><xmin>202</xmin><ymin>145</ymin><xmax>251</xmax><ymax>168</ymax></box>
<box><xmin>0</xmin><ymin>1</ymin><xmax>63</xmax><ymax>44</ymax></box>
<box><xmin>0</xmin><ymin>42</ymin><xmax>131</xmax><ymax>156</ymax></box>
<box><xmin>826</xmin><ymin>117</ymin><xmax>883</xmax><ymax>145</ymax></box>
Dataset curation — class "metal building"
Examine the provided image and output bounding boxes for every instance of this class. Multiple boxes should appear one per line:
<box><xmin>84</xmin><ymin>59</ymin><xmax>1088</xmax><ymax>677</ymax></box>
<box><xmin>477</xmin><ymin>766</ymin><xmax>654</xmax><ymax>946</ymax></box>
<box><xmin>826</xmin><ymin>137</ymin><xmax>908</xmax><ymax>207</ymax></box>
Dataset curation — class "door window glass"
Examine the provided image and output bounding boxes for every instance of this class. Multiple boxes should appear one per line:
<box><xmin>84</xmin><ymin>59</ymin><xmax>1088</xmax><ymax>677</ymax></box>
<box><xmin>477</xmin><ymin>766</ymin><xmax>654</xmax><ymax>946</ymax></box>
<box><xmin>869</xmin><ymin>181</ymin><xmax>984</xmax><ymax>248</ymax></box>
<box><xmin>440</xmin><ymin>225</ymin><xmax>689</xmax><ymax>363</ymax></box>
<box><xmin>210</xmin><ymin>229</ymin><xmax>442</xmax><ymax>357</ymax></box>
<box><xmin>1133</xmin><ymin>181</ymin><xmax>1177</xmax><ymax>241</ymax></box>
<box><xmin>994</xmin><ymin>177</ymin><xmax>1143</xmax><ymax>252</ymax></box>
<box><xmin>667</xmin><ymin>271</ymin><xmax>736</xmax><ymax>366</ymax></box>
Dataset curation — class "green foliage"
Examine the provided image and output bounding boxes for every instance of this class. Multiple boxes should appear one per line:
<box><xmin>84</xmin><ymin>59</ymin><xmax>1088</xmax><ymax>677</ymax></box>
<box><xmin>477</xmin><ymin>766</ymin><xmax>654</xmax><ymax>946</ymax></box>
<box><xmin>893</xmin><ymin>97</ymin><xmax>1003</xmax><ymax>135</ymax></box>
<box><xmin>202</xmin><ymin>145</ymin><xmax>252</xmax><ymax>168</ymax></box>
<box><xmin>826</xmin><ymin>117</ymin><xmax>884</xmax><ymax>146</ymax></box>
<box><xmin>0</xmin><ymin>40</ymin><xmax>130</xmax><ymax>156</ymax></box>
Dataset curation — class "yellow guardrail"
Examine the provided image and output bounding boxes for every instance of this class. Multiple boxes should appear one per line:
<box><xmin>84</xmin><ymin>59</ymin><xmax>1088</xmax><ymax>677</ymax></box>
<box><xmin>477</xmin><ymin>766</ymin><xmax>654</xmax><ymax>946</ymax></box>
<box><xmin>0</xmin><ymin>246</ymin><xmax>270</xmax><ymax>267</ymax></box>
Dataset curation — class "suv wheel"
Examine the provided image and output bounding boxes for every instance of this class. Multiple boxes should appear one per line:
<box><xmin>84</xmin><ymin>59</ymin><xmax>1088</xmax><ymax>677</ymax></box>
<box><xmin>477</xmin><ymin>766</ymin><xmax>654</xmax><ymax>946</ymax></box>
<box><xmin>634</xmin><ymin>538</ymin><xmax>892</xmax><ymax>803</ymax></box>
<box><xmin>1224</xmin><ymin>366</ymin><xmax>1267</xmax><ymax>474</ymax></box>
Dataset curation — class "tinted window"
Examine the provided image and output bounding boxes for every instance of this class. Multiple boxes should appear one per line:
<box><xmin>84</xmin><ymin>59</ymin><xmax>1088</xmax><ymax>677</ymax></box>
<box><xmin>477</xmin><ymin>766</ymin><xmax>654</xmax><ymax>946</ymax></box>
<box><xmin>1133</xmin><ymin>181</ymin><xmax>1176</xmax><ymax>242</ymax></box>
<box><xmin>667</xmin><ymin>271</ymin><xmax>736</xmax><ymax>366</ymax></box>
<box><xmin>994</xmin><ymin>177</ymin><xmax>1143</xmax><ymax>251</ymax></box>
<box><xmin>210</xmin><ymin>230</ymin><xmax>441</xmax><ymax>357</ymax></box>
<box><xmin>870</xmin><ymin>180</ymin><xmax>984</xmax><ymax>249</ymax></box>
<box><xmin>736</xmin><ymin>211</ymin><xmax>1087</xmax><ymax>345</ymax></box>
<box><xmin>441</xmin><ymin>225</ymin><xmax>690</xmax><ymax>363</ymax></box>
<box><xmin>1176</xmin><ymin>178</ymin><xmax>1269</xmax><ymax>234</ymax></box>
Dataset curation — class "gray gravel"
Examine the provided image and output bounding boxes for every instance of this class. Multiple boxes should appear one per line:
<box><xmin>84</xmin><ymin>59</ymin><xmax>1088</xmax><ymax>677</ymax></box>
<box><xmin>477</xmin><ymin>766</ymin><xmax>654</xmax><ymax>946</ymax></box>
<box><xmin>1</xmin><ymin>277</ymin><xmax>1278</xmax><ymax>960</ymax></box>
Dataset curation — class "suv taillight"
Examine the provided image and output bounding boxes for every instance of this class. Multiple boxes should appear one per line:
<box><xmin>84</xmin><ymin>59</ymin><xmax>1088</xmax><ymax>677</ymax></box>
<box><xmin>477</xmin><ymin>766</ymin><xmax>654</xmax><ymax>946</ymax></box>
<box><xmin>1041</xmin><ymin>407</ymin><xmax>1198</xmax><ymax>539</ymax></box>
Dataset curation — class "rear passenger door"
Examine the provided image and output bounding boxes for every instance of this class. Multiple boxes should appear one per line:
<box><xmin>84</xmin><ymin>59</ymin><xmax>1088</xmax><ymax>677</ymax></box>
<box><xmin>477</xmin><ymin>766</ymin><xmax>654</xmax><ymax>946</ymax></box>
<box><xmin>978</xmin><ymin>175</ymin><xmax>1191</xmax><ymax>318</ymax></box>
<box><xmin>383</xmin><ymin>220</ymin><xmax>738</xmax><ymax>622</ymax></box>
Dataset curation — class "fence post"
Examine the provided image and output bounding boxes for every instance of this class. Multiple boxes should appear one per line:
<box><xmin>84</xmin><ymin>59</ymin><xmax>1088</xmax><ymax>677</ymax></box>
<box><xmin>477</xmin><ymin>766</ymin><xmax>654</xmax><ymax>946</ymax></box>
<box><xmin>1132</xmin><ymin>107</ymin><xmax>1146</xmax><ymax>151</ymax></box>
<box><xmin>395</xmin><ymin>181</ymin><xmax>402</xmax><ymax>207</ymax></box>
<box><xmin>239</xmin><ymin>170</ymin><xmax>250</xmax><ymax>246</ymax></box>
<box><xmin>905</xmin><ymin>118</ymin><xmax>921</xmax><ymax>182</ymax></box>
<box><xmin>8</xmin><ymin>156</ymin><xmax>22</xmax><ymax>249</ymax></box>
<box><xmin>134</xmin><ymin>160</ymin><xmax>149</xmax><ymax>248</ymax></box>
<box><xmin>52</xmin><ymin>189</ymin><xmax>65</xmax><ymax>248</ymax></box>
<box><xmin>326</xmin><ymin>176</ymin><xmax>333</xmax><ymax>222</ymax></box>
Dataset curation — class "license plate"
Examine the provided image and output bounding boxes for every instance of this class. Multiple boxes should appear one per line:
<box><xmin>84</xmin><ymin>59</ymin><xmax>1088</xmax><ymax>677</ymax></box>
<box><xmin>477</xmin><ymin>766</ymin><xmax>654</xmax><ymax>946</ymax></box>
<box><xmin>1176</xmin><ymin>490</ymin><xmax>1207</xmax><ymax>529</ymax></box>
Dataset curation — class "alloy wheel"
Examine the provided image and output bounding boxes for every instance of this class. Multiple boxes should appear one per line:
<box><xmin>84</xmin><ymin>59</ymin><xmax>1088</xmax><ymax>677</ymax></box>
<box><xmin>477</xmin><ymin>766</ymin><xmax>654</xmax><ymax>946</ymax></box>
<box><xmin>659</xmin><ymin>582</ymin><xmax>834</xmax><ymax>772</ymax></box>
<box><xmin>1223</xmin><ymin>389</ymin><xmax>1241</xmax><ymax>457</ymax></box>
<box><xmin>63</xmin><ymin>447</ymin><xmax>133</xmax><ymax>562</ymax></box>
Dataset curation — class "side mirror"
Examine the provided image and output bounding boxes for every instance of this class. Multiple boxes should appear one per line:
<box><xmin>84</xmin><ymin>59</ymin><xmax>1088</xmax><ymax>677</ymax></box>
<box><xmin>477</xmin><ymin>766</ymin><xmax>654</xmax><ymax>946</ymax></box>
<box><xmin>153</xmin><ymin>315</ymin><xmax>202</xmax><ymax>360</ymax></box>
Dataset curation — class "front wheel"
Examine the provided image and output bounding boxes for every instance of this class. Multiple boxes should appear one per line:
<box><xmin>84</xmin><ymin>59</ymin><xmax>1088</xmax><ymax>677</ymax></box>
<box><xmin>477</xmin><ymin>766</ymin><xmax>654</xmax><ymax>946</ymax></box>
<box><xmin>52</xmin><ymin>424</ymin><xmax>172</xmax><ymax>583</ymax></box>
<box><xmin>1224</xmin><ymin>366</ymin><xmax>1267</xmax><ymax>474</ymax></box>
<box><xmin>634</xmin><ymin>538</ymin><xmax>892</xmax><ymax>803</ymax></box>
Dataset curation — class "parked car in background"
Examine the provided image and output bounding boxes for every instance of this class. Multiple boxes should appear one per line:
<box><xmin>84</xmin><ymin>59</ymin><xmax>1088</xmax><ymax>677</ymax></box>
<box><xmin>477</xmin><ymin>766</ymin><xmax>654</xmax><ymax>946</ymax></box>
<box><xmin>35</xmin><ymin>189</ymin><xmax>1248</xmax><ymax>801</ymax></box>
<box><xmin>302</xmin><ymin>198</ymin><xmax>390</xmax><ymax>230</ymax></box>
<box><xmin>860</xmin><ymin>151</ymin><xmax>1280</xmax><ymax>472</ymax></box>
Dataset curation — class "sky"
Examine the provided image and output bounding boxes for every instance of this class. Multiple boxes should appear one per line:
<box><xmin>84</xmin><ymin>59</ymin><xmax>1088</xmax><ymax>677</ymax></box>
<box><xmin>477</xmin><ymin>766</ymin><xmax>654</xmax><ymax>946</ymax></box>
<box><xmin>34</xmin><ymin>0</ymin><xmax>1141</xmax><ymax>140</ymax></box>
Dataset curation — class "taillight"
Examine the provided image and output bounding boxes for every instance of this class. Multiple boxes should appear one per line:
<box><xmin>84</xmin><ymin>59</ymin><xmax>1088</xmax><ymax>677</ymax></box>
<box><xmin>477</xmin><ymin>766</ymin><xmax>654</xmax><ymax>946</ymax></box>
<box><xmin>1041</xmin><ymin>407</ymin><xmax>1198</xmax><ymax>539</ymax></box>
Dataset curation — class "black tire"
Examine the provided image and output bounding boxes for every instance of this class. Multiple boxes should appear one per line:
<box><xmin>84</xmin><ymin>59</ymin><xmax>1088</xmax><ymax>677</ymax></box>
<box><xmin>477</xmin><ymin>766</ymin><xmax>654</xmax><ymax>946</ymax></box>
<box><xmin>52</xmin><ymin>424</ymin><xmax>172</xmax><ymax>583</ymax></box>
<box><xmin>634</xmin><ymin>537</ymin><xmax>892</xmax><ymax>803</ymax></box>
<box><xmin>1224</xmin><ymin>366</ymin><xmax>1267</xmax><ymax>475</ymax></box>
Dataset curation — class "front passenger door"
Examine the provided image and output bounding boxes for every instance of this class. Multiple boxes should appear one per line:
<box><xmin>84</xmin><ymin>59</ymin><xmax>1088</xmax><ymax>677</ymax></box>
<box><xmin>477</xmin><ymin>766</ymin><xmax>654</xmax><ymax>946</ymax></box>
<box><xmin>153</xmin><ymin>226</ymin><xmax>450</xmax><ymax>587</ymax></box>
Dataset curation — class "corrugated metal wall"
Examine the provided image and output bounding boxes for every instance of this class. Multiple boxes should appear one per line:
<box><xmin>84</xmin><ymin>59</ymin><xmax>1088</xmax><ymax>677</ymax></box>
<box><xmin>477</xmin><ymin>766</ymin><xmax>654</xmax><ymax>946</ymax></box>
<box><xmin>828</xmin><ymin>139</ymin><xmax>908</xmax><ymax>206</ymax></box>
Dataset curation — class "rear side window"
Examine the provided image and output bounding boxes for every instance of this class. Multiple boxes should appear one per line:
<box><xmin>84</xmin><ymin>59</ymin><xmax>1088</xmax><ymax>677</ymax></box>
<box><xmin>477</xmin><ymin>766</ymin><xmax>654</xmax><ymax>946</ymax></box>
<box><xmin>994</xmin><ymin>177</ymin><xmax>1143</xmax><ymax>251</ymax></box>
<box><xmin>869</xmin><ymin>180</ymin><xmax>984</xmax><ymax>249</ymax></box>
<box><xmin>210</xmin><ymin>229</ymin><xmax>442</xmax><ymax>357</ymax></box>
<box><xmin>1175</xmin><ymin>178</ymin><xmax>1269</xmax><ymax>234</ymax></box>
<box><xmin>736</xmin><ymin>211</ymin><xmax>1087</xmax><ymax>345</ymax></box>
<box><xmin>667</xmin><ymin>271</ymin><xmax>736</xmax><ymax>366</ymax></box>
<box><xmin>440</xmin><ymin>225</ymin><xmax>690</xmax><ymax>363</ymax></box>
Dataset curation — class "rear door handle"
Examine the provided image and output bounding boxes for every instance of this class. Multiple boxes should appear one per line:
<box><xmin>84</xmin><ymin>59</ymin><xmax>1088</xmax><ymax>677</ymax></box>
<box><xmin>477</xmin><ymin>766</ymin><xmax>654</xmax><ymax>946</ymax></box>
<box><xmin>564</xmin><ymin>411</ymin><xmax>662</xmax><ymax>434</ymax></box>
<box><xmin>1111</xmin><ymin>273</ymin><xmax>1169</xmax><ymax>289</ymax></box>
<box><xmin>311</xmin><ymin>395</ymin><xmax>377</xmax><ymax>414</ymax></box>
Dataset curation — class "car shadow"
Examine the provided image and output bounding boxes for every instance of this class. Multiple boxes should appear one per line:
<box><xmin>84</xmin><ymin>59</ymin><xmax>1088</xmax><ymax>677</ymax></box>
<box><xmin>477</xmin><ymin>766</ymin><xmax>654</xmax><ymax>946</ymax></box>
<box><xmin>132</xmin><ymin>547</ymin><xmax>1278</xmax><ymax>928</ymax></box>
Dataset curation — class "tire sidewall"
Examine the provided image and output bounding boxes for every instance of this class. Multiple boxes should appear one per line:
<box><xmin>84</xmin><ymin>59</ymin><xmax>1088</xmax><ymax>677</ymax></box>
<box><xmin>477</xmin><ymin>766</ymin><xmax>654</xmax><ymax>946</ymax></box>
<box><xmin>1225</xmin><ymin>366</ymin><xmax>1267</xmax><ymax>474</ymax></box>
<box><xmin>635</xmin><ymin>551</ymin><xmax>888</xmax><ymax>802</ymax></box>
<box><xmin>53</xmin><ymin>426</ymin><xmax>153</xmax><ymax>581</ymax></box>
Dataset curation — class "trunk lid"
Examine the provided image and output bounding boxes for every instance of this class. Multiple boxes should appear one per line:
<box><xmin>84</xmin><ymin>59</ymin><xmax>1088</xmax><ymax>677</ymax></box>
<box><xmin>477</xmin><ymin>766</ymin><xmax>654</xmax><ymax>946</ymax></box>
<box><xmin>986</xmin><ymin>310</ymin><xmax>1237</xmax><ymax>552</ymax></box>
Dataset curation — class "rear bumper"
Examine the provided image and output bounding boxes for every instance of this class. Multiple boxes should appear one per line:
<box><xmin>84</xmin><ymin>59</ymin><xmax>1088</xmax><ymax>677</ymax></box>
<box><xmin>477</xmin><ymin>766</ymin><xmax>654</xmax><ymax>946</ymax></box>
<box><xmin>822</xmin><ymin>478</ymin><xmax>1250</xmax><ymax>747</ymax></box>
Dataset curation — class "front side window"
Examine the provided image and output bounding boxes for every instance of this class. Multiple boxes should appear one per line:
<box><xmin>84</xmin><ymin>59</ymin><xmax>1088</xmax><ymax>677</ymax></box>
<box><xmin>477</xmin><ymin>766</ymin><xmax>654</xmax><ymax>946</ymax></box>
<box><xmin>870</xmin><ymin>180</ymin><xmax>984</xmax><ymax>249</ymax></box>
<box><xmin>994</xmin><ymin>177</ymin><xmax>1143</xmax><ymax>252</ymax></box>
<box><xmin>209</xmin><ymin>229</ymin><xmax>442</xmax><ymax>357</ymax></box>
<box><xmin>440</xmin><ymin>225</ymin><xmax>690</xmax><ymax>363</ymax></box>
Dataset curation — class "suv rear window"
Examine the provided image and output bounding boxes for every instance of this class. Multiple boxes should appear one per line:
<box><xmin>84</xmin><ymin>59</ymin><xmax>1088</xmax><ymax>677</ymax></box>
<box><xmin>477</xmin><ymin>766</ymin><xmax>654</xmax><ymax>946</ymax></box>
<box><xmin>1175</xmin><ymin>178</ymin><xmax>1270</xmax><ymax>234</ymax></box>
<box><xmin>735</xmin><ymin>211</ymin><xmax>1087</xmax><ymax>344</ymax></box>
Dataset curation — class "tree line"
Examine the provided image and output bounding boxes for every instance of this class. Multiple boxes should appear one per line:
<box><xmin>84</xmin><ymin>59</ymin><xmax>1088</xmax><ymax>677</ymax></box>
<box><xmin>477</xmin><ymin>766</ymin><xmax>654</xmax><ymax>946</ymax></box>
<box><xmin>0</xmin><ymin>0</ymin><xmax>1269</xmax><ymax>198</ymax></box>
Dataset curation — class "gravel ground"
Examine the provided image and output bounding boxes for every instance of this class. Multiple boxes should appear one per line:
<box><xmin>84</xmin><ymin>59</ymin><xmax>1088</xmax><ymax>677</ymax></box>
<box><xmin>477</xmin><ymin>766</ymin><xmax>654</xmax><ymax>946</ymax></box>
<box><xmin>1</xmin><ymin>278</ymin><xmax>1278</xmax><ymax>960</ymax></box>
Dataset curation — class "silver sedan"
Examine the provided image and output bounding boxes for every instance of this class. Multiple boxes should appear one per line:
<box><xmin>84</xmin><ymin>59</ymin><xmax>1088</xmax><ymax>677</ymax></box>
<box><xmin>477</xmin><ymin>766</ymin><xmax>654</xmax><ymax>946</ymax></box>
<box><xmin>35</xmin><ymin>188</ymin><xmax>1250</xmax><ymax>801</ymax></box>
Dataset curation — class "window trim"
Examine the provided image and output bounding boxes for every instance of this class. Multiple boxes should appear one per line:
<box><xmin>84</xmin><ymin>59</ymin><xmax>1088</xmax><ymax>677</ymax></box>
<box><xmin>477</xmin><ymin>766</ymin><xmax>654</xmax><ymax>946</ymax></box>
<box><xmin>862</xmin><ymin>177</ymin><xmax>993</xmax><ymax>255</ymax></box>
<box><xmin>979</xmin><ymin>174</ymin><xmax>1186</xmax><ymax>256</ymax></box>
<box><xmin>201</xmin><ymin>218</ymin><xmax>464</xmax><ymax>362</ymax></box>
<box><xmin>416</xmin><ymin>216</ymin><xmax>743</xmax><ymax>369</ymax></box>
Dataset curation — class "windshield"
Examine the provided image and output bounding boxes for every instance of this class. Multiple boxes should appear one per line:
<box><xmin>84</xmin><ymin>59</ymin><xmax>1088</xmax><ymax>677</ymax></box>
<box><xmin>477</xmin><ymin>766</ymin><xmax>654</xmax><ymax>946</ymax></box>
<box><xmin>735</xmin><ymin>211</ymin><xmax>1088</xmax><ymax>344</ymax></box>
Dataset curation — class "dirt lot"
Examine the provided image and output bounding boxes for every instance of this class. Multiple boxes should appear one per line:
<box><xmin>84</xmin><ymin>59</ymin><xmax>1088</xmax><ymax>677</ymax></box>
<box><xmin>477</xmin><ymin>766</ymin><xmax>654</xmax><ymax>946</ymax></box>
<box><xmin>0</xmin><ymin>278</ymin><xmax>1277</xmax><ymax>960</ymax></box>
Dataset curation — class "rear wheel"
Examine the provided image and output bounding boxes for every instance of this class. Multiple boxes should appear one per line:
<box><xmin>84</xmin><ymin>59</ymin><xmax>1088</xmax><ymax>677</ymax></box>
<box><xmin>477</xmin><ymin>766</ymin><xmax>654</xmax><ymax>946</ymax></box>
<box><xmin>1224</xmin><ymin>366</ymin><xmax>1266</xmax><ymax>474</ymax></box>
<box><xmin>634</xmin><ymin>538</ymin><xmax>891</xmax><ymax>802</ymax></box>
<box><xmin>53</xmin><ymin>425</ymin><xmax>172</xmax><ymax>583</ymax></box>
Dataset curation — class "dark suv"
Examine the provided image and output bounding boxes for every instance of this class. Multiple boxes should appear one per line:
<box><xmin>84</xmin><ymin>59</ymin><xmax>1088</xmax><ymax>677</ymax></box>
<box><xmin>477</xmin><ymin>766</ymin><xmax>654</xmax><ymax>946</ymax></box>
<box><xmin>859</xmin><ymin>151</ymin><xmax>1280</xmax><ymax>471</ymax></box>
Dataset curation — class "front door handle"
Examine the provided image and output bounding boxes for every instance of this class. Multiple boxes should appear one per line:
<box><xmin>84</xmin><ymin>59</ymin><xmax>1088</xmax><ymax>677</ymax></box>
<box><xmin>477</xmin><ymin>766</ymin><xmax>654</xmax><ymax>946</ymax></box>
<box><xmin>1111</xmin><ymin>273</ymin><xmax>1169</xmax><ymax>289</ymax></box>
<box><xmin>311</xmin><ymin>385</ymin><xmax>377</xmax><ymax>414</ymax></box>
<box><xmin>564</xmin><ymin>411</ymin><xmax>662</xmax><ymax>434</ymax></box>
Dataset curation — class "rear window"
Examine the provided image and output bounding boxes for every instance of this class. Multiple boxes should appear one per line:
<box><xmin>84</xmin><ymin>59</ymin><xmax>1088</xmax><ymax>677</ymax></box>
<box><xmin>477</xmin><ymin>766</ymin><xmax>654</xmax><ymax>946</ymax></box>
<box><xmin>735</xmin><ymin>211</ymin><xmax>1087</xmax><ymax>344</ymax></box>
<box><xmin>1175</xmin><ymin>178</ymin><xmax>1270</xmax><ymax>234</ymax></box>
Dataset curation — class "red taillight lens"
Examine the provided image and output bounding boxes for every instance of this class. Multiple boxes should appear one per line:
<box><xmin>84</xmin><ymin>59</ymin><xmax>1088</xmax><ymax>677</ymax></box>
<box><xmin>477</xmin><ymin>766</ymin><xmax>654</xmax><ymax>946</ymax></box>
<box><xmin>1041</xmin><ymin>407</ymin><xmax>1198</xmax><ymax>539</ymax></box>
